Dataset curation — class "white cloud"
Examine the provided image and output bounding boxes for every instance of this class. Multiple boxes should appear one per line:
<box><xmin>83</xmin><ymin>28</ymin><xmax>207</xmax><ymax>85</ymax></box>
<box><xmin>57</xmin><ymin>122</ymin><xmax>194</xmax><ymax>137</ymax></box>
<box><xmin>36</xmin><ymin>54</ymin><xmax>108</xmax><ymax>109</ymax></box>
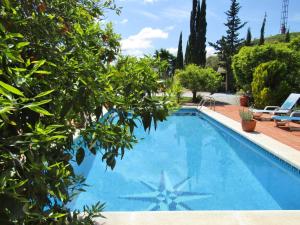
<box><xmin>162</xmin><ymin>8</ymin><xmax>190</xmax><ymax>20</ymax></box>
<box><xmin>206</xmin><ymin>46</ymin><xmax>217</xmax><ymax>57</ymax></box>
<box><xmin>123</xmin><ymin>49</ymin><xmax>145</xmax><ymax>57</ymax></box>
<box><xmin>121</xmin><ymin>27</ymin><xmax>169</xmax><ymax>56</ymax></box>
<box><xmin>165</xmin><ymin>25</ymin><xmax>175</xmax><ymax>31</ymax></box>
<box><xmin>144</xmin><ymin>0</ymin><xmax>158</xmax><ymax>3</ymax></box>
<box><xmin>138</xmin><ymin>10</ymin><xmax>160</xmax><ymax>20</ymax></box>
<box><xmin>167</xmin><ymin>47</ymin><xmax>178</xmax><ymax>56</ymax></box>
<box><xmin>120</xmin><ymin>19</ymin><xmax>128</xmax><ymax>24</ymax></box>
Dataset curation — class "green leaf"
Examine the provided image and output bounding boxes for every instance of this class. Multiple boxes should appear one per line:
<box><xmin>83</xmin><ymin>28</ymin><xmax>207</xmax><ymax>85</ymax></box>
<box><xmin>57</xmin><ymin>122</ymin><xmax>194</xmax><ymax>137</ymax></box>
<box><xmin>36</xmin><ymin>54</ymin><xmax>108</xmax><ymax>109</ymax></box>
<box><xmin>6</xmin><ymin>179</ymin><xmax>28</xmax><ymax>191</ymax></box>
<box><xmin>27</xmin><ymin>105</ymin><xmax>53</xmax><ymax>116</ymax></box>
<box><xmin>6</xmin><ymin>33</ymin><xmax>23</xmax><ymax>39</ymax></box>
<box><xmin>16</xmin><ymin>42</ymin><xmax>30</xmax><ymax>49</ymax></box>
<box><xmin>3</xmin><ymin>0</ymin><xmax>11</xmax><ymax>9</ymax></box>
<box><xmin>48</xmin><ymin>135</ymin><xmax>66</xmax><ymax>140</ymax></box>
<box><xmin>32</xmin><ymin>59</ymin><xmax>46</xmax><ymax>68</ymax></box>
<box><xmin>0</xmin><ymin>23</ymin><xmax>5</xmax><ymax>33</ymax></box>
<box><xmin>79</xmin><ymin>77</ymin><xmax>87</xmax><ymax>85</ymax></box>
<box><xmin>23</xmin><ymin>99</ymin><xmax>52</xmax><ymax>109</ymax></box>
<box><xmin>76</xmin><ymin>147</ymin><xmax>85</xmax><ymax>165</ymax></box>
<box><xmin>11</xmin><ymin>67</ymin><xmax>27</xmax><ymax>72</ymax></box>
<box><xmin>33</xmin><ymin>70</ymin><xmax>51</xmax><ymax>74</ymax></box>
<box><xmin>0</xmin><ymin>106</ymin><xmax>14</xmax><ymax>114</ymax></box>
<box><xmin>48</xmin><ymin>213</ymin><xmax>67</xmax><ymax>219</ymax></box>
<box><xmin>34</xmin><ymin>90</ymin><xmax>55</xmax><ymax>98</ymax></box>
<box><xmin>5</xmin><ymin>51</ymin><xmax>24</xmax><ymax>63</ymax></box>
<box><xmin>74</xmin><ymin>23</ymin><xmax>84</xmax><ymax>36</ymax></box>
<box><xmin>0</xmin><ymin>81</ymin><xmax>24</xmax><ymax>97</ymax></box>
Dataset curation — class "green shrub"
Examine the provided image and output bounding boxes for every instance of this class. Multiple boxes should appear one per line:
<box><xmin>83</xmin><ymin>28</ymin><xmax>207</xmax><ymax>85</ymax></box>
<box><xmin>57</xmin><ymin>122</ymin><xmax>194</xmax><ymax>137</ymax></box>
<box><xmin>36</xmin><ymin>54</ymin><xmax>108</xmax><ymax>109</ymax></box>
<box><xmin>239</xmin><ymin>110</ymin><xmax>253</xmax><ymax>121</ymax></box>
<box><xmin>232</xmin><ymin>43</ymin><xmax>299</xmax><ymax>92</ymax></box>
<box><xmin>252</xmin><ymin>60</ymin><xmax>292</xmax><ymax>108</ymax></box>
<box><xmin>0</xmin><ymin>1</ymin><xmax>170</xmax><ymax>224</ymax></box>
<box><xmin>176</xmin><ymin>65</ymin><xmax>222</xmax><ymax>103</ymax></box>
<box><xmin>289</xmin><ymin>36</ymin><xmax>300</xmax><ymax>51</ymax></box>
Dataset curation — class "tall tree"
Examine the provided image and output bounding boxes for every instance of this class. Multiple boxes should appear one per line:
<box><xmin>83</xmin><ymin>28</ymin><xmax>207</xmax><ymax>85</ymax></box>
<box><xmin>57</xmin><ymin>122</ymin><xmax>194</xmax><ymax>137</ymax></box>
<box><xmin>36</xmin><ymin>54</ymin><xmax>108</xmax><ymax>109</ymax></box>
<box><xmin>245</xmin><ymin>27</ymin><xmax>252</xmax><ymax>46</ymax></box>
<box><xmin>176</xmin><ymin>32</ymin><xmax>184</xmax><ymax>69</ymax></box>
<box><xmin>196</xmin><ymin>0</ymin><xmax>207</xmax><ymax>67</ymax></box>
<box><xmin>185</xmin><ymin>40</ymin><xmax>191</xmax><ymax>65</ymax></box>
<box><xmin>186</xmin><ymin>0</ymin><xmax>198</xmax><ymax>65</ymax></box>
<box><xmin>209</xmin><ymin>0</ymin><xmax>246</xmax><ymax>92</ymax></box>
<box><xmin>154</xmin><ymin>49</ymin><xmax>176</xmax><ymax>78</ymax></box>
<box><xmin>285</xmin><ymin>29</ymin><xmax>291</xmax><ymax>42</ymax></box>
<box><xmin>259</xmin><ymin>13</ymin><xmax>267</xmax><ymax>45</ymax></box>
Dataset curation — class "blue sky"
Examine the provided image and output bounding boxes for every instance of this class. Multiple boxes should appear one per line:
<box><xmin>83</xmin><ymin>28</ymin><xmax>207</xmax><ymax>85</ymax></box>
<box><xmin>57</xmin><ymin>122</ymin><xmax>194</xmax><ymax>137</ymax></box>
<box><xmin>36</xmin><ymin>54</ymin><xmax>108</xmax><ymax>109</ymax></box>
<box><xmin>107</xmin><ymin>0</ymin><xmax>300</xmax><ymax>57</ymax></box>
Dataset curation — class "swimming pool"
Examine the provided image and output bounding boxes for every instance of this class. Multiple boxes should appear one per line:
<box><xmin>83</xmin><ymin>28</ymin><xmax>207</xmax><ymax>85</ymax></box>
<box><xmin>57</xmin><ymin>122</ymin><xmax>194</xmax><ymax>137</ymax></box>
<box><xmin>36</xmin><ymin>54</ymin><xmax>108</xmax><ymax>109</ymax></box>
<box><xmin>70</xmin><ymin>108</ymin><xmax>300</xmax><ymax>211</ymax></box>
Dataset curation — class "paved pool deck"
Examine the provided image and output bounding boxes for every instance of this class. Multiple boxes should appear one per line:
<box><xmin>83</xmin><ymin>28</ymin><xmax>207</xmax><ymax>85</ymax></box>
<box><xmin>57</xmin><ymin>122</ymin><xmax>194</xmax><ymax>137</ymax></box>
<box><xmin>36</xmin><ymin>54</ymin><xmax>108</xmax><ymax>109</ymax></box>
<box><xmin>211</xmin><ymin>104</ymin><xmax>300</xmax><ymax>151</ymax></box>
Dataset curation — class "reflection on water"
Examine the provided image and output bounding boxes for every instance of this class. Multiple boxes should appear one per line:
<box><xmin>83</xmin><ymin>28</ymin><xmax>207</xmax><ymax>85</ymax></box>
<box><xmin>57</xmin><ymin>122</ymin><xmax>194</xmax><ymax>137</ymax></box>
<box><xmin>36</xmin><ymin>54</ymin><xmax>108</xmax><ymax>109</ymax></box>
<box><xmin>70</xmin><ymin>109</ymin><xmax>300</xmax><ymax>211</ymax></box>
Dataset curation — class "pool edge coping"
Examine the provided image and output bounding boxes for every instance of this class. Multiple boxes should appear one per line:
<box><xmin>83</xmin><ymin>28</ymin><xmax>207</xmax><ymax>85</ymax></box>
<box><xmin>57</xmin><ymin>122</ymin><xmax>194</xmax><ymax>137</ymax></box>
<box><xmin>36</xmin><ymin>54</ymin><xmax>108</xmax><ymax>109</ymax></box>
<box><xmin>186</xmin><ymin>106</ymin><xmax>300</xmax><ymax>171</ymax></box>
<box><xmin>97</xmin><ymin>210</ymin><xmax>300</xmax><ymax>225</ymax></box>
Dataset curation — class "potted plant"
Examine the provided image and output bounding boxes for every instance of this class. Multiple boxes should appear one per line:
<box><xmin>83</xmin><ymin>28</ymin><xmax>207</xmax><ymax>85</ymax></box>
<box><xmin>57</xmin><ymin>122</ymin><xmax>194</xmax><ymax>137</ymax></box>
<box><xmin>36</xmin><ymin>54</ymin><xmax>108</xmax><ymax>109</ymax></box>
<box><xmin>237</xmin><ymin>89</ymin><xmax>249</xmax><ymax>107</ymax></box>
<box><xmin>239</xmin><ymin>109</ymin><xmax>256</xmax><ymax>132</ymax></box>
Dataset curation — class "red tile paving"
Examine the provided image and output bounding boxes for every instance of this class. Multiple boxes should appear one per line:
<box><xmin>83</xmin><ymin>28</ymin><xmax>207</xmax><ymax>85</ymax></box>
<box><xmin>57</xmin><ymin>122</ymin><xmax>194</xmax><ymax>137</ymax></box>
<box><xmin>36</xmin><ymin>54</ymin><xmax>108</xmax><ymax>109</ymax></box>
<box><xmin>214</xmin><ymin>105</ymin><xmax>300</xmax><ymax>151</ymax></box>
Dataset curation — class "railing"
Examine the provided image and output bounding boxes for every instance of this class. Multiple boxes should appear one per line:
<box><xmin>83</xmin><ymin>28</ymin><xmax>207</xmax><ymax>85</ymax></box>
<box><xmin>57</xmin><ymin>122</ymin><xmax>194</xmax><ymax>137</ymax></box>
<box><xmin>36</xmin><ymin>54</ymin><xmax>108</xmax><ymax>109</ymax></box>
<box><xmin>198</xmin><ymin>96</ymin><xmax>216</xmax><ymax>111</ymax></box>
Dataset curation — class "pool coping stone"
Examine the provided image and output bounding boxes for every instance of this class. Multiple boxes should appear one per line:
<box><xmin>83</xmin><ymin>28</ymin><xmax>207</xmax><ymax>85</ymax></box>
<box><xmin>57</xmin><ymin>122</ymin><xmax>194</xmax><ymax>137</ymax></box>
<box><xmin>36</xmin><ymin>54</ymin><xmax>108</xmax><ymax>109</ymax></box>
<box><xmin>191</xmin><ymin>106</ymin><xmax>300</xmax><ymax>171</ymax></box>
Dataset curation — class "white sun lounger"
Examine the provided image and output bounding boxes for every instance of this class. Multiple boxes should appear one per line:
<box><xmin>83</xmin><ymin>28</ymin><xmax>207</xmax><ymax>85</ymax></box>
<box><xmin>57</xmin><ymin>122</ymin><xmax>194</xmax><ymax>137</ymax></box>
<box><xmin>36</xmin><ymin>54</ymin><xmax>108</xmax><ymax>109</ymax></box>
<box><xmin>250</xmin><ymin>93</ymin><xmax>300</xmax><ymax>118</ymax></box>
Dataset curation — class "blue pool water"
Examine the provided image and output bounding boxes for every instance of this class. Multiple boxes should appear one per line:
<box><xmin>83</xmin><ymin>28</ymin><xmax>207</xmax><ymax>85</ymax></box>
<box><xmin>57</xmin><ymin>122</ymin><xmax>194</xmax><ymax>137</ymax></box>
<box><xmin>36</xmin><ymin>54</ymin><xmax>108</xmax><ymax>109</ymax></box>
<box><xmin>70</xmin><ymin>108</ymin><xmax>300</xmax><ymax>211</ymax></box>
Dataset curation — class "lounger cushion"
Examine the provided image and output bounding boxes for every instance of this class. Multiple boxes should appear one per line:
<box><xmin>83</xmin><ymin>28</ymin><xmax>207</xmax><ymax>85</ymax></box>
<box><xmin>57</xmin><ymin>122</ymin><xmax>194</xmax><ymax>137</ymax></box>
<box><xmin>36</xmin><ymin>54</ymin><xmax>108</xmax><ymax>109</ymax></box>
<box><xmin>272</xmin><ymin>116</ymin><xmax>300</xmax><ymax>121</ymax></box>
<box><xmin>250</xmin><ymin>109</ymin><xmax>289</xmax><ymax>114</ymax></box>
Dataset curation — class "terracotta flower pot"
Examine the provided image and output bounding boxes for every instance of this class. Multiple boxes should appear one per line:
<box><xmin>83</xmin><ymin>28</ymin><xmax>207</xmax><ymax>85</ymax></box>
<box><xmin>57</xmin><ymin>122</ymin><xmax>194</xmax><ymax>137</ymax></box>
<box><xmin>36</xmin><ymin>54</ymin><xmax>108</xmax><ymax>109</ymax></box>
<box><xmin>241</xmin><ymin>120</ymin><xmax>256</xmax><ymax>132</ymax></box>
<box><xmin>240</xmin><ymin>95</ymin><xmax>249</xmax><ymax>107</ymax></box>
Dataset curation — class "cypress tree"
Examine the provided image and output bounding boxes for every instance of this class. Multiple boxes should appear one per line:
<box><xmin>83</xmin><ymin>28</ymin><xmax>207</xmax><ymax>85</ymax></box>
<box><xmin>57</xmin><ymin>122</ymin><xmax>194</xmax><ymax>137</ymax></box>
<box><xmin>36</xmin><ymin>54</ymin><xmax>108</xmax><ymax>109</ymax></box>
<box><xmin>245</xmin><ymin>27</ymin><xmax>252</xmax><ymax>46</ymax></box>
<box><xmin>259</xmin><ymin>13</ymin><xmax>267</xmax><ymax>45</ymax></box>
<box><xmin>186</xmin><ymin>0</ymin><xmax>198</xmax><ymax>65</ymax></box>
<box><xmin>196</xmin><ymin>0</ymin><xmax>207</xmax><ymax>67</ymax></box>
<box><xmin>285</xmin><ymin>29</ymin><xmax>290</xmax><ymax>42</ymax></box>
<box><xmin>185</xmin><ymin>40</ymin><xmax>191</xmax><ymax>65</ymax></box>
<box><xmin>176</xmin><ymin>32</ymin><xmax>184</xmax><ymax>69</ymax></box>
<box><xmin>209</xmin><ymin>0</ymin><xmax>246</xmax><ymax>92</ymax></box>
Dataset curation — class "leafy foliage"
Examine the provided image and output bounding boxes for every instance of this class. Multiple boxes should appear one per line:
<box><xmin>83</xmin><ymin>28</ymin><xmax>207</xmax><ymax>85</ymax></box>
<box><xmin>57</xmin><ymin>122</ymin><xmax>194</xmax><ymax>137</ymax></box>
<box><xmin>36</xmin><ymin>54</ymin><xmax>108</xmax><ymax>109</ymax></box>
<box><xmin>0</xmin><ymin>1</ymin><xmax>170</xmax><ymax>224</ymax></box>
<box><xmin>232</xmin><ymin>42</ymin><xmax>300</xmax><ymax>93</ymax></box>
<box><xmin>289</xmin><ymin>36</ymin><xmax>300</xmax><ymax>51</ymax></box>
<box><xmin>239</xmin><ymin>109</ymin><xmax>253</xmax><ymax>121</ymax></box>
<box><xmin>206</xmin><ymin>56</ymin><xmax>219</xmax><ymax>71</ymax></box>
<box><xmin>154</xmin><ymin>49</ymin><xmax>176</xmax><ymax>78</ymax></box>
<box><xmin>209</xmin><ymin>0</ymin><xmax>246</xmax><ymax>92</ymax></box>
<box><xmin>176</xmin><ymin>64</ymin><xmax>222</xmax><ymax>102</ymax></box>
<box><xmin>252</xmin><ymin>32</ymin><xmax>300</xmax><ymax>45</ymax></box>
<box><xmin>252</xmin><ymin>60</ymin><xmax>294</xmax><ymax>108</ymax></box>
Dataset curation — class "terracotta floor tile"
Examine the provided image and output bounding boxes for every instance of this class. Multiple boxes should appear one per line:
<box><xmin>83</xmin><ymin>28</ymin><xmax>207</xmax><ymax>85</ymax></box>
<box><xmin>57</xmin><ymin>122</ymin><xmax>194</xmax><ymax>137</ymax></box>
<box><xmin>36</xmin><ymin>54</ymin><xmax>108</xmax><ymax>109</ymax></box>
<box><xmin>213</xmin><ymin>105</ymin><xmax>300</xmax><ymax>151</ymax></box>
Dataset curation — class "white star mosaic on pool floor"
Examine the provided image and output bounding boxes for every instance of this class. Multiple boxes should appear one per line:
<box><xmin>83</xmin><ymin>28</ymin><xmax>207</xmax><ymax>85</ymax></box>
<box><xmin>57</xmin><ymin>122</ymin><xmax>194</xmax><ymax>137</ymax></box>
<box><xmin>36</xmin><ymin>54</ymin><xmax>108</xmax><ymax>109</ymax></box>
<box><xmin>119</xmin><ymin>171</ymin><xmax>211</xmax><ymax>211</ymax></box>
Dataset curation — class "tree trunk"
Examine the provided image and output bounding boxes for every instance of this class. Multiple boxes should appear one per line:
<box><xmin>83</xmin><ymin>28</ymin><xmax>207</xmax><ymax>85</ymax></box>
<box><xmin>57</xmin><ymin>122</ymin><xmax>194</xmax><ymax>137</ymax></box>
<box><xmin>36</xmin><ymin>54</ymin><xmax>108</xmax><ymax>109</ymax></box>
<box><xmin>192</xmin><ymin>91</ymin><xmax>197</xmax><ymax>103</ymax></box>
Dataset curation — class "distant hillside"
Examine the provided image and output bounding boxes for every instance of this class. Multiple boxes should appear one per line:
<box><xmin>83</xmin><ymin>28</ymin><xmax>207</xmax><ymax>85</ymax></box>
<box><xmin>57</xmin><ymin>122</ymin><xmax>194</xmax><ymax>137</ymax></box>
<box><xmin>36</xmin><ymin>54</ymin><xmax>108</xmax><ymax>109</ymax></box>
<box><xmin>252</xmin><ymin>32</ymin><xmax>300</xmax><ymax>44</ymax></box>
